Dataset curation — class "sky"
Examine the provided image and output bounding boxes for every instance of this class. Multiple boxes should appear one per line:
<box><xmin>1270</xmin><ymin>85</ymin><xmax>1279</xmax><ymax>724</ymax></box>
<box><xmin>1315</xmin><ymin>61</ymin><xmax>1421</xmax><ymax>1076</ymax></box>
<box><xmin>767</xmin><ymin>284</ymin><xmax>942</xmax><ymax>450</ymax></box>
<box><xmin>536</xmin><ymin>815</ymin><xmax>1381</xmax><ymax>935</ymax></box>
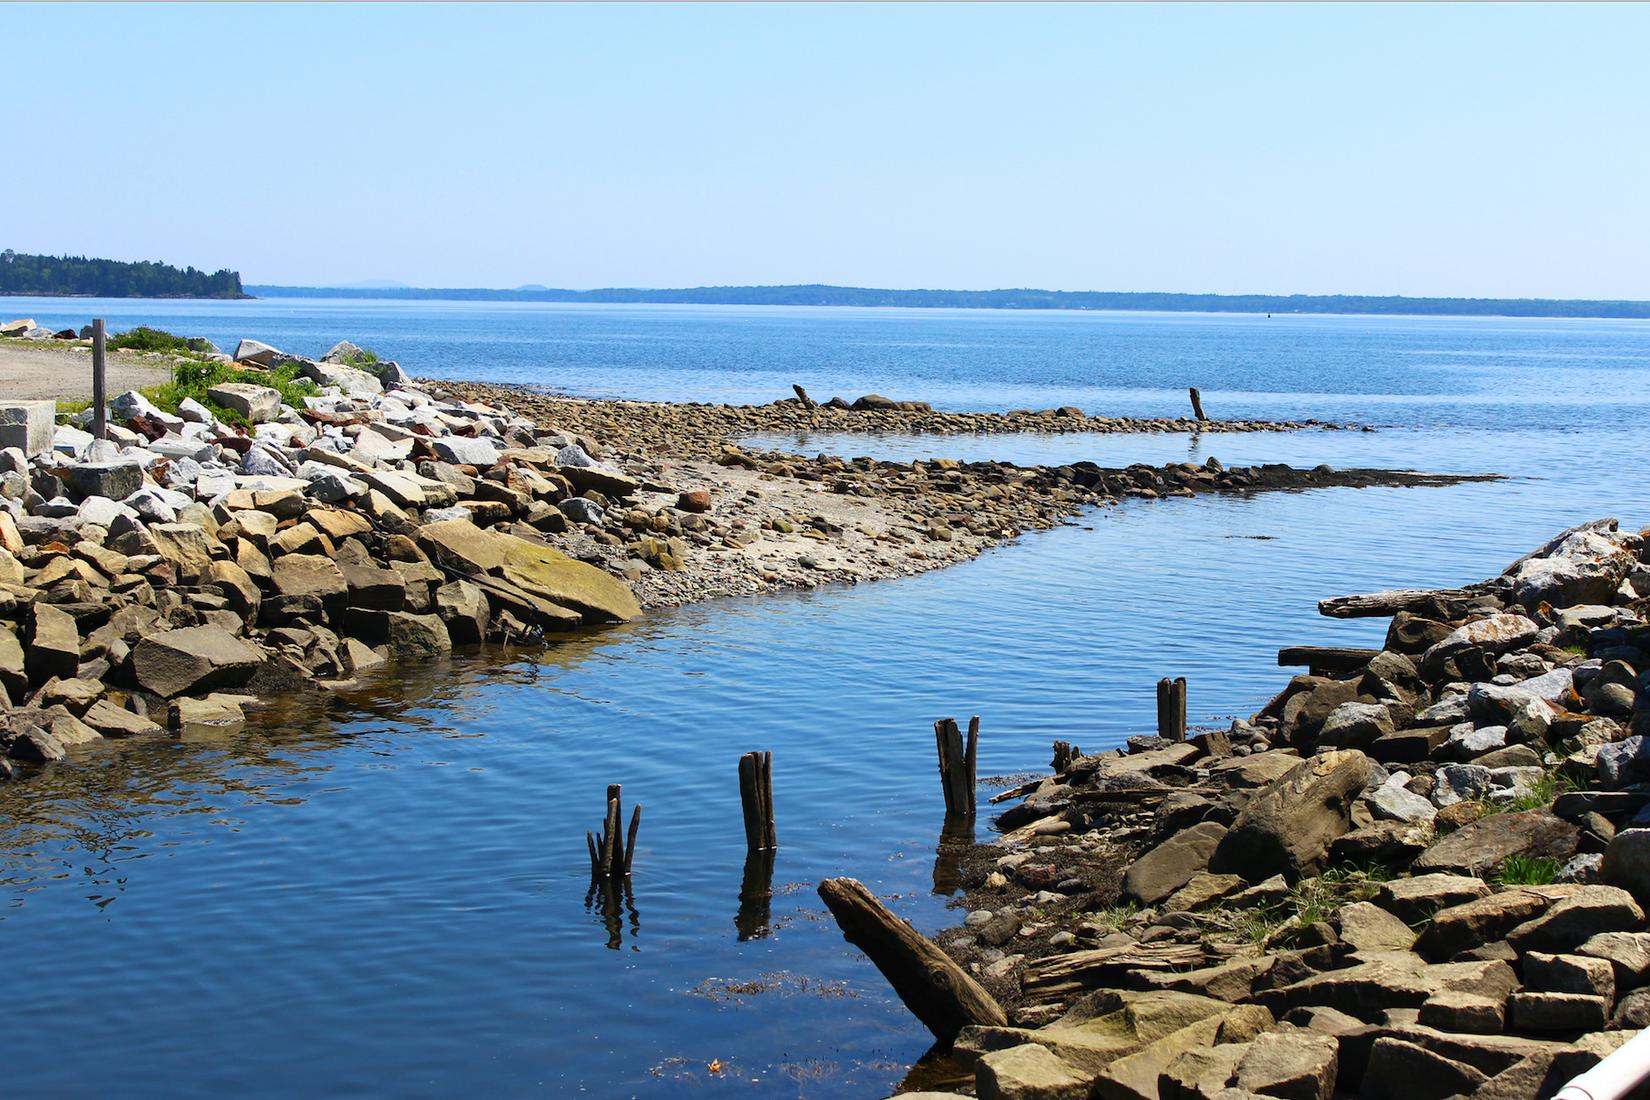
<box><xmin>6</xmin><ymin>3</ymin><xmax>1649</xmax><ymax>298</ymax></box>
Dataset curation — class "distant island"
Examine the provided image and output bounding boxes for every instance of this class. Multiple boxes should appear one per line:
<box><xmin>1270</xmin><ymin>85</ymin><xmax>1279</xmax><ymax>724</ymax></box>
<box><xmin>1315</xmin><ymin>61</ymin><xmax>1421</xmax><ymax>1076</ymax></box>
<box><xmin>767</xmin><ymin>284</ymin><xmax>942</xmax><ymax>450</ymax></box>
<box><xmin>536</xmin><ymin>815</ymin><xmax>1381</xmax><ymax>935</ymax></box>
<box><xmin>1</xmin><ymin>250</ymin><xmax>248</xmax><ymax>299</ymax></box>
<box><xmin>245</xmin><ymin>281</ymin><xmax>1650</xmax><ymax>319</ymax></box>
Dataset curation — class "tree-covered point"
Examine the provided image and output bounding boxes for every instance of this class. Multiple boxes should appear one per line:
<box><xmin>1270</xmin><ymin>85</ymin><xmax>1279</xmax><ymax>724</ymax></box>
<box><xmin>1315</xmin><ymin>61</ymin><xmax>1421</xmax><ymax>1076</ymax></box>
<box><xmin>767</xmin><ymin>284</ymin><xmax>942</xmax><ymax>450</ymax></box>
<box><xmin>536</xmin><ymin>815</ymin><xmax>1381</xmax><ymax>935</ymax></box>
<box><xmin>0</xmin><ymin>250</ymin><xmax>249</xmax><ymax>299</ymax></box>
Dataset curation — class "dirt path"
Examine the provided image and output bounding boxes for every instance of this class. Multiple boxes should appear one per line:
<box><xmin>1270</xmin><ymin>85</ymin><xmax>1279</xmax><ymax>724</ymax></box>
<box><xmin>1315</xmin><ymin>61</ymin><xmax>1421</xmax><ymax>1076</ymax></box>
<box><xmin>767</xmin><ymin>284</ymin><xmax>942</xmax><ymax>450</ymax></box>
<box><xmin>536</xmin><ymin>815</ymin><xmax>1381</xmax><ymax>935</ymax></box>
<box><xmin>0</xmin><ymin>342</ymin><xmax>171</xmax><ymax>402</ymax></box>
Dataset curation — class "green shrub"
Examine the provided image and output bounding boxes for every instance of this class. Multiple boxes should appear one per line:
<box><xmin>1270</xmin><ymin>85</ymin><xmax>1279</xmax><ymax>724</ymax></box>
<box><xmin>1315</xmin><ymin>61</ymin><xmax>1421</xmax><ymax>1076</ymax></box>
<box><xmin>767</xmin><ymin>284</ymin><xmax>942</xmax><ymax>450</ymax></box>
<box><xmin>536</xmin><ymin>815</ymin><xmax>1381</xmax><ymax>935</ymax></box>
<box><xmin>1499</xmin><ymin>855</ymin><xmax>1561</xmax><ymax>886</ymax></box>
<box><xmin>108</xmin><ymin>325</ymin><xmax>194</xmax><ymax>354</ymax></box>
<box><xmin>340</xmin><ymin>345</ymin><xmax>380</xmax><ymax>367</ymax></box>
<box><xmin>145</xmin><ymin>359</ymin><xmax>319</xmax><ymax>427</ymax></box>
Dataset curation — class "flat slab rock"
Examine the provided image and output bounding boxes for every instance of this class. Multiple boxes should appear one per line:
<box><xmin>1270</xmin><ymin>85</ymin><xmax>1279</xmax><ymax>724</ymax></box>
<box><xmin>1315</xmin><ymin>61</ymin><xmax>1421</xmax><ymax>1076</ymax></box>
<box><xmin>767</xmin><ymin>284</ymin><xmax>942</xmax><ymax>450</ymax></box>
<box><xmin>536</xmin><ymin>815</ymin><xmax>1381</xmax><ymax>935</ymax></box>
<box><xmin>1410</xmin><ymin>810</ymin><xmax>1579</xmax><ymax>877</ymax></box>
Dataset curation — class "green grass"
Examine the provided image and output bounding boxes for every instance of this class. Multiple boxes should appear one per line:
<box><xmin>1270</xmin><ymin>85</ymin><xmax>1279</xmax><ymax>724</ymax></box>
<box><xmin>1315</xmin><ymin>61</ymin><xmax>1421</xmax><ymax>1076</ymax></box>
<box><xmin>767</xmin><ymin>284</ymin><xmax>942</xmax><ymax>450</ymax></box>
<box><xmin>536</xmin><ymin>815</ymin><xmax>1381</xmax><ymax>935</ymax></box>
<box><xmin>1084</xmin><ymin>901</ymin><xmax>1141</xmax><ymax>933</ymax></box>
<box><xmin>107</xmin><ymin>325</ymin><xmax>195</xmax><ymax>354</ymax></box>
<box><xmin>1499</xmin><ymin>855</ymin><xmax>1562</xmax><ymax>885</ymax></box>
<box><xmin>145</xmin><ymin>359</ymin><xmax>319</xmax><ymax>428</ymax></box>
<box><xmin>338</xmin><ymin>345</ymin><xmax>380</xmax><ymax>367</ymax></box>
<box><xmin>55</xmin><ymin>398</ymin><xmax>91</xmax><ymax>420</ymax></box>
<box><xmin>1490</xmin><ymin>770</ymin><xmax>1577</xmax><ymax>815</ymax></box>
<box><xmin>1197</xmin><ymin>864</ymin><xmax>1392</xmax><ymax>947</ymax></box>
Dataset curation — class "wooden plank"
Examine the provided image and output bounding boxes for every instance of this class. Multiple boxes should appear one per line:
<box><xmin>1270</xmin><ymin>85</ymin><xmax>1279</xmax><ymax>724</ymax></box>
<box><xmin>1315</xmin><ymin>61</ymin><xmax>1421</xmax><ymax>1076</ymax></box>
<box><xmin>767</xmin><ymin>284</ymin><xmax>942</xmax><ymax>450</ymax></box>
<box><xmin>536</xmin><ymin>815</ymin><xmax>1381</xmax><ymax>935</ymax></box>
<box><xmin>818</xmin><ymin>876</ymin><xmax>1007</xmax><ymax>1040</ymax></box>
<box><xmin>91</xmin><ymin>318</ymin><xmax>107</xmax><ymax>440</ymax></box>
<box><xmin>1277</xmin><ymin>645</ymin><xmax>1381</xmax><ymax>673</ymax></box>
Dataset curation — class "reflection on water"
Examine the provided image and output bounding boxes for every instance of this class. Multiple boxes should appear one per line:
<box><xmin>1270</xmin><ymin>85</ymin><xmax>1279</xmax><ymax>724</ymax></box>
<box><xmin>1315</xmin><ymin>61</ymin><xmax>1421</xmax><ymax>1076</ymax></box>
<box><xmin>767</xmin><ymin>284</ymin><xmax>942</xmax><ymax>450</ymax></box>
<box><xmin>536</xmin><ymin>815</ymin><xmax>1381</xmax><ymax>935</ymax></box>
<box><xmin>931</xmin><ymin>814</ymin><xmax>977</xmax><ymax>897</ymax></box>
<box><xmin>587</xmin><ymin>875</ymin><xmax>643</xmax><ymax>951</ymax></box>
<box><xmin>736</xmin><ymin>848</ymin><xmax>777</xmax><ymax>941</ymax></box>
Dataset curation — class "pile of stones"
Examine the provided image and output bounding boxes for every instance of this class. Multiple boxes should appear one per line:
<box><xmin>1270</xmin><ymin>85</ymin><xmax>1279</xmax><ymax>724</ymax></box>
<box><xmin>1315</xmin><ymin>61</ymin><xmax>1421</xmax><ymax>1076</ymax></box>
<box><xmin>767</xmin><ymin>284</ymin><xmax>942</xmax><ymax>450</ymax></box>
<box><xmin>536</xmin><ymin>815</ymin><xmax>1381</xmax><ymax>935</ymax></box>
<box><xmin>927</xmin><ymin>518</ymin><xmax>1650</xmax><ymax>1100</ymax></box>
<box><xmin>0</xmin><ymin>340</ymin><xmax>650</xmax><ymax>777</ymax></box>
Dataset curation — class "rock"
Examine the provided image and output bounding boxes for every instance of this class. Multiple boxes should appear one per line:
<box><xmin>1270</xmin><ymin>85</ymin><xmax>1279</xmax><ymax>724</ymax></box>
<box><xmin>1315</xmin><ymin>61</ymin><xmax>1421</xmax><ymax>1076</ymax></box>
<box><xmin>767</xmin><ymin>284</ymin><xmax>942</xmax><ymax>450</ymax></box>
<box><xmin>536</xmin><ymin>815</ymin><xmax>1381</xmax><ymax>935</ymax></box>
<box><xmin>148</xmin><ymin>522</ymin><xmax>217</xmax><ymax>583</ymax></box>
<box><xmin>415</xmin><ymin>517</ymin><xmax>506</xmax><ymax>573</ymax></box>
<box><xmin>434</xmin><ymin>579</ymin><xmax>488</xmax><ymax>642</ymax></box>
<box><xmin>1160</xmin><ymin>1045</ymin><xmax>1250</xmax><ymax>1100</ymax></box>
<box><xmin>1414</xmin><ymin>888</ymin><xmax>1562</xmax><ymax>960</ymax></box>
<box><xmin>1611</xmin><ymin>987</ymin><xmax>1650</xmax><ymax>1029</ymax></box>
<box><xmin>272</xmin><ymin>554</ymin><xmax>348</xmax><ymax>607</ymax></box>
<box><xmin>496</xmin><ymin>534</ymin><xmax>642</xmax><ymax>624</ymax></box>
<box><xmin>975</xmin><ymin>1043</ymin><xmax>1091</xmax><ymax>1100</ymax></box>
<box><xmin>169</xmin><ymin>694</ymin><xmax>248</xmax><ymax>728</ymax></box>
<box><xmin>1331</xmin><ymin>819</ymin><xmax>1434</xmax><ymax>866</ymax></box>
<box><xmin>233</xmin><ymin>338</ymin><xmax>286</xmax><ymax>366</ymax></box>
<box><xmin>431</xmin><ymin>436</ymin><xmax>499</xmax><ymax>467</ymax></box>
<box><xmin>301</xmin><ymin>360</ymin><xmax>383</xmax><ymax>397</ymax></box>
<box><xmin>130</xmin><ymin>625</ymin><xmax>264</xmax><ymax>698</ymax></box>
<box><xmin>1319</xmin><ymin>702</ymin><xmax>1395</xmax><ymax>751</ymax></box>
<box><xmin>1431</xmin><ymin>764</ymin><xmax>1493</xmax><ymax>806</ymax></box>
<box><xmin>1366</xmin><ymin>776</ymin><xmax>1437</xmax><ymax>823</ymax></box>
<box><xmin>1506</xmin><ymin>991</ymin><xmax>1609</xmax><ymax>1032</ymax></box>
<box><xmin>65</xmin><ymin>460</ymin><xmax>143</xmax><ymax>501</ymax></box>
<box><xmin>1507</xmin><ymin>886</ymin><xmax>1645</xmax><ymax>954</ymax></box>
<box><xmin>1122</xmin><ymin>821</ymin><xmax>1228</xmax><ymax>904</ymax></box>
<box><xmin>1411</xmin><ymin>810</ymin><xmax>1578</xmax><ymax>877</ymax></box>
<box><xmin>1417</xmin><ymin>991</ymin><xmax>1505</xmax><ymax>1033</ymax></box>
<box><xmin>1376</xmin><ymin>873</ymin><xmax>1492</xmax><ymax>923</ymax></box>
<box><xmin>34</xmin><ymin>677</ymin><xmax>104</xmax><ymax>715</ymax></box>
<box><xmin>1507</xmin><ymin>523</ymin><xmax>1636</xmax><ymax>609</ymax></box>
<box><xmin>1598</xmin><ymin>736</ymin><xmax>1650</xmax><ymax>786</ymax></box>
<box><xmin>1337</xmin><ymin>901</ymin><xmax>1416</xmax><ymax>954</ymax></box>
<box><xmin>1161</xmin><ymin>872</ymin><xmax>1245</xmax><ymax>913</ymax></box>
<box><xmin>0</xmin><ymin>400</ymin><xmax>56</xmax><ymax>455</ymax></box>
<box><xmin>1227</xmin><ymin>1030</ymin><xmax>1337</xmax><ymax>1100</ymax></box>
<box><xmin>206</xmin><ymin>382</ymin><xmax>283</xmax><ymax>423</ymax></box>
<box><xmin>384</xmin><ymin>612</ymin><xmax>451</xmax><ymax>658</ymax></box>
<box><xmin>559</xmin><ymin>497</ymin><xmax>604</xmax><ymax>525</ymax></box>
<box><xmin>1600</xmin><ymin>827</ymin><xmax>1650</xmax><ymax>905</ymax></box>
<box><xmin>677</xmin><ymin>489</ymin><xmax>712</xmax><ymax>513</ymax></box>
<box><xmin>81</xmin><ymin>699</ymin><xmax>164</xmax><ymax>738</ymax></box>
<box><xmin>1575</xmin><ymin>931</ymin><xmax>1650</xmax><ymax>986</ymax></box>
<box><xmin>1359</xmin><ymin>1036</ymin><xmax>1487</xmax><ymax>1099</ymax></box>
<box><xmin>1092</xmin><ymin>1004</ymin><xmax>1273</xmax><ymax>1100</ymax></box>
<box><xmin>1446</xmin><ymin>722</ymin><xmax>1508</xmax><ymax>759</ymax></box>
<box><xmin>1210</xmin><ymin>750</ymin><xmax>1372</xmax><ymax>882</ymax></box>
<box><xmin>1522</xmin><ymin>951</ymin><xmax>1615</xmax><ymax>1001</ymax></box>
<box><xmin>26</xmin><ymin>603</ymin><xmax>79</xmax><ymax>685</ymax></box>
<box><xmin>321</xmin><ymin>340</ymin><xmax>367</xmax><ymax>364</ymax></box>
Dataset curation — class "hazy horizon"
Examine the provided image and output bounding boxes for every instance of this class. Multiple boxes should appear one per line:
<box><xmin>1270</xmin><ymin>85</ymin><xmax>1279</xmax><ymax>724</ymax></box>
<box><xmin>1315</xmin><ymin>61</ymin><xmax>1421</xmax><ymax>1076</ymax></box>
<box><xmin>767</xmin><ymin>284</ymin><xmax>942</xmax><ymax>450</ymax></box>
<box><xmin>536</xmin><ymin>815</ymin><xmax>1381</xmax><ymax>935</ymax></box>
<box><xmin>8</xmin><ymin>4</ymin><xmax>1649</xmax><ymax>299</ymax></box>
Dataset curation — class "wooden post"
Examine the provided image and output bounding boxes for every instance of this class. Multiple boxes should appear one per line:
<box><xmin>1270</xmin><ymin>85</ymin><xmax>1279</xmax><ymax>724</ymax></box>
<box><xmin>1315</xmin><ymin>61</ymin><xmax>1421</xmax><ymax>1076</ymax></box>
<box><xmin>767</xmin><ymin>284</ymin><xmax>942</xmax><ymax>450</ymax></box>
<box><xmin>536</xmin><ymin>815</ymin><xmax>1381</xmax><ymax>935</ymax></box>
<box><xmin>1051</xmin><ymin>740</ymin><xmax>1082</xmax><ymax>773</ymax></box>
<box><xmin>91</xmin><ymin>318</ymin><xmax>107</xmax><ymax>440</ymax></box>
<box><xmin>818</xmin><ymin>876</ymin><xmax>1007</xmax><ymax>1041</ymax></box>
<box><xmin>791</xmin><ymin>383</ymin><xmax>816</xmax><ymax>410</ymax></box>
<box><xmin>588</xmin><ymin>782</ymin><xmax>640</xmax><ymax>880</ymax></box>
<box><xmin>1188</xmin><ymin>386</ymin><xmax>1208</xmax><ymax>423</ymax></box>
<box><xmin>738</xmin><ymin>751</ymin><xmax>776</xmax><ymax>851</ymax></box>
<box><xmin>1173</xmin><ymin>676</ymin><xmax>1188</xmax><ymax>742</ymax></box>
<box><xmin>933</xmin><ymin>716</ymin><xmax>979</xmax><ymax>816</ymax></box>
<box><xmin>1157</xmin><ymin>678</ymin><xmax>1186</xmax><ymax>741</ymax></box>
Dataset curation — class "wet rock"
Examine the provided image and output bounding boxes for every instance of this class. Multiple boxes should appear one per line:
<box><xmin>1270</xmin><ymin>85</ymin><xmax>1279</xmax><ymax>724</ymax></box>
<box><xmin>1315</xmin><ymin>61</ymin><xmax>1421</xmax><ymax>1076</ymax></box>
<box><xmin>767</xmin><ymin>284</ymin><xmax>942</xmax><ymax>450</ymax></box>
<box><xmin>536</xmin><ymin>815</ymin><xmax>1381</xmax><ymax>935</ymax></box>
<box><xmin>975</xmin><ymin>1042</ymin><xmax>1090</xmax><ymax>1100</ymax></box>
<box><xmin>130</xmin><ymin>625</ymin><xmax>264</xmax><ymax>698</ymax></box>
<box><xmin>384</xmin><ymin>612</ymin><xmax>451</xmax><ymax>658</ymax></box>
<box><xmin>1210</xmin><ymin>750</ymin><xmax>1372</xmax><ymax>882</ymax></box>
<box><xmin>82</xmin><ymin>699</ymin><xmax>164</xmax><ymax>737</ymax></box>
<box><xmin>433</xmin><ymin>580</ymin><xmax>489</xmax><ymax>644</ymax></box>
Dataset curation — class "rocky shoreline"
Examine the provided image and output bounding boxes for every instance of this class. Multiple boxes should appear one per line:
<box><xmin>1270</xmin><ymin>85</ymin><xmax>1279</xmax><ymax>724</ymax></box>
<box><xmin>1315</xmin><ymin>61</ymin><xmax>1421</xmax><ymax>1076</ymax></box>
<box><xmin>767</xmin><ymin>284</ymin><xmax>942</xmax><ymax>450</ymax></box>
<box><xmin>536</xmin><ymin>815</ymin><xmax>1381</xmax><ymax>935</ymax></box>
<box><xmin>0</xmin><ymin>332</ymin><xmax>1489</xmax><ymax>786</ymax></box>
<box><xmin>883</xmin><ymin>518</ymin><xmax>1650</xmax><ymax>1100</ymax></box>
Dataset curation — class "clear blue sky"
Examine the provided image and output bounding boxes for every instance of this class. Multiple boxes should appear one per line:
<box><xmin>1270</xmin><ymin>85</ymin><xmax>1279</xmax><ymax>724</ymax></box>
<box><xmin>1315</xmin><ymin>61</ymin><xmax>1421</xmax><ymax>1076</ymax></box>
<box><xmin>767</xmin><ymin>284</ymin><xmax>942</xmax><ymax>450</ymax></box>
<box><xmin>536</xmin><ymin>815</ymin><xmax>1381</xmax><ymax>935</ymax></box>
<box><xmin>7</xmin><ymin>3</ymin><xmax>1647</xmax><ymax>297</ymax></box>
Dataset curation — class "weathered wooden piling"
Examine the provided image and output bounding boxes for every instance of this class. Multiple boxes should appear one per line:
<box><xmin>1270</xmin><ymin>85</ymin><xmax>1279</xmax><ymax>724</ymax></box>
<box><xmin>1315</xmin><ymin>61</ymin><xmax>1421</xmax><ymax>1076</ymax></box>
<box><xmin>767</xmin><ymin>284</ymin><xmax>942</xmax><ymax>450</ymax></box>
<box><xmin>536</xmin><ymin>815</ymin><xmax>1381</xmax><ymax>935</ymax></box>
<box><xmin>1189</xmin><ymin>386</ymin><xmax>1208</xmax><ymax>422</ymax></box>
<box><xmin>738</xmin><ymin>750</ymin><xmax>777</xmax><ymax>851</ymax></box>
<box><xmin>587</xmin><ymin>783</ymin><xmax>640</xmax><ymax>879</ymax></box>
<box><xmin>933</xmin><ymin>716</ymin><xmax>979</xmax><ymax>816</ymax></box>
<box><xmin>791</xmin><ymin>383</ymin><xmax>816</xmax><ymax>410</ymax></box>
<box><xmin>91</xmin><ymin>318</ymin><xmax>107</xmax><ymax>441</ymax></box>
<box><xmin>1157</xmin><ymin>678</ymin><xmax>1187</xmax><ymax>741</ymax></box>
<box><xmin>818</xmin><ymin>876</ymin><xmax>1007</xmax><ymax>1041</ymax></box>
<box><xmin>1051</xmin><ymin>739</ymin><xmax>1081</xmax><ymax>773</ymax></box>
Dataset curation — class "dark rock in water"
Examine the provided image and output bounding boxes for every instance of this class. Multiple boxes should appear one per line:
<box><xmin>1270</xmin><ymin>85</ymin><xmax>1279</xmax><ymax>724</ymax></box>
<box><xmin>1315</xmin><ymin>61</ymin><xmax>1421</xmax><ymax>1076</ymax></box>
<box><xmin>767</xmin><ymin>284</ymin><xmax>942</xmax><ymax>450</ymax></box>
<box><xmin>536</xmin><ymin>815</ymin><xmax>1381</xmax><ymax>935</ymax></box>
<box><xmin>1211</xmin><ymin>750</ymin><xmax>1372</xmax><ymax>882</ymax></box>
<box><xmin>130</xmin><ymin>625</ymin><xmax>263</xmax><ymax>698</ymax></box>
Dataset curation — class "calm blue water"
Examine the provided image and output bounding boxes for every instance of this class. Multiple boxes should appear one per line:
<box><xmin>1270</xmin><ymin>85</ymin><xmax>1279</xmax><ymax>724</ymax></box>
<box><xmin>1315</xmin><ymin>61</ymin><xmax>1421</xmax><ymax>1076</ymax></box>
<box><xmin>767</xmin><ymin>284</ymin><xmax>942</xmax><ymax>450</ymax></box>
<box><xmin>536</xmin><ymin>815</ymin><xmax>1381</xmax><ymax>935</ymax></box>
<box><xmin>1</xmin><ymin>298</ymin><xmax>1648</xmax><ymax>1097</ymax></box>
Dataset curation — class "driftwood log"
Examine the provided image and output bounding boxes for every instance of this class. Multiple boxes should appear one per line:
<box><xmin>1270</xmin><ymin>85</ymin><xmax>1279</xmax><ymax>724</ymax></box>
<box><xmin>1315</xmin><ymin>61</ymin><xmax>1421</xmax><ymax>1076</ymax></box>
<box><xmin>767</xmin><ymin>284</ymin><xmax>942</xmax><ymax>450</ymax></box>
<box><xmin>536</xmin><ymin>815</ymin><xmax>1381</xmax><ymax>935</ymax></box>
<box><xmin>1277</xmin><ymin>645</ymin><xmax>1382</xmax><ymax>674</ymax></box>
<box><xmin>1188</xmin><ymin>386</ymin><xmax>1208</xmax><ymax>422</ymax></box>
<box><xmin>1317</xmin><ymin>587</ymin><xmax>1486</xmax><ymax>619</ymax></box>
<box><xmin>817</xmin><ymin>876</ymin><xmax>1006</xmax><ymax>1041</ymax></box>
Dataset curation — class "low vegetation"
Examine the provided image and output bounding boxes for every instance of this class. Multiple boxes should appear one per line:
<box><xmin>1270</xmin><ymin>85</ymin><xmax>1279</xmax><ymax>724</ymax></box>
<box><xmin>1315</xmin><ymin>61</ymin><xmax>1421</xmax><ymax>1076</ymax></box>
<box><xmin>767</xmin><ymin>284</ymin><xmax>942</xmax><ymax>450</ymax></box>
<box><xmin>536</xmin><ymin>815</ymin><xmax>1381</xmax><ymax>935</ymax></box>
<box><xmin>107</xmin><ymin>325</ymin><xmax>213</xmax><ymax>355</ymax></box>
<box><xmin>1497</xmin><ymin>854</ymin><xmax>1561</xmax><ymax>886</ymax></box>
<box><xmin>148</xmin><ymin>359</ymin><xmax>318</xmax><ymax>427</ymax></box>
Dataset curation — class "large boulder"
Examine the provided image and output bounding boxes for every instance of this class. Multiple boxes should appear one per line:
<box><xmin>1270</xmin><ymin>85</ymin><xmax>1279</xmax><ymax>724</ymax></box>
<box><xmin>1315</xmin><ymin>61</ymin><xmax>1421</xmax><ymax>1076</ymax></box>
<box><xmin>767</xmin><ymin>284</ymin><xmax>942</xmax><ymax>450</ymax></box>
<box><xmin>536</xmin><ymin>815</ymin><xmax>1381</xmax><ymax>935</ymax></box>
<box><xmin>129</xmin><ymin>625</ymin><xmax>263</xmax><ymax>698</ymax></box>
<box><xmin>148</xmin><ymin>522</ymin><xmax>218</xmax><ymax>583</ymax></box>
<box><xmin>26</xmin><ymin>603</ymin><xmax>79</xmax><ymax>685</ymax></box>
<box><xmin>496</xmin><ymin>534</ymin><xmax>641</xmax><ymax>624</ymax></box>
<box><xmin>233</xmin><ymin>338</ymin><xmax>286</xmax><ymax>366</ymax></box>
<box><xmin>1211</xmin><ymin>750</ymin><xmax>1373</xmax><ymax>882</ymax></box>
<box><xmin>206</xmin><ymin>382</ymin><xmax>283</xmax><ymax>424</ymax></box>
<box><xmin>0</xmin><ymin>400</ymin><xmax>56</xmax><ymax>455</ymax></box>
<box><xmin>65</xmin><ymin>460</ymin><xmax>143</xmax><ymax>501</ymax></box>
<box><xmin>1121</xmin><ymin>821</ymin><xmax>1228</xmax><ymax>905</ymax></box>
<box><xmin>1505</xmin><ymin>521</ymin><xmax>1637</xmax><ymax>609</ymax></box>
<box><xmin>1411</xmin><ymin>810</ymin><xmax>1579</xmax><ymax>877</ymax></box>
<box><xmin>415</xmin><ymin>517</ymin><xmax>507</xmax><ymax>574</ymax></box>
<box><xmin>975</xmin><ymin>1043</ymin><xmax>1090</xmax><ymax>1100</ymax></box>
<box><xmin>300</xmin><ymin>360</ymin><xmax>383</xmax><ymax>397</ymax></box>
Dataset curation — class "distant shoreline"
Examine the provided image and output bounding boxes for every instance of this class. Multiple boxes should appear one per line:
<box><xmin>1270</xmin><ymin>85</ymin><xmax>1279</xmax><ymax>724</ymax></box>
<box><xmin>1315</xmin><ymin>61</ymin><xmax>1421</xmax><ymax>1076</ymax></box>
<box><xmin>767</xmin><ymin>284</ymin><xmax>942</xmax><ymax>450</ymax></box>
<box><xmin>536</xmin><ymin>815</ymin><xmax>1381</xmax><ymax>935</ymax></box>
<box><xmin>241</xmin><ymin>282</ymin><xmax>1650</xmax><ymax>320</ymax></box>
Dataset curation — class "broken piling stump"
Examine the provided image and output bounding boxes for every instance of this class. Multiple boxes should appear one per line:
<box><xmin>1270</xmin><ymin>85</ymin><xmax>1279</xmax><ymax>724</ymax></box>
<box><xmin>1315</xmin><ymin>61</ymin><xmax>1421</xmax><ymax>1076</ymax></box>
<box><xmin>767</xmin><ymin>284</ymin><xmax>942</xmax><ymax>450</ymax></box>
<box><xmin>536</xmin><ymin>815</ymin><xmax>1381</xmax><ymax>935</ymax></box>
<box><xmin>817</xmin><ymin>876</ymin><xmax>1006</xmax><ymax>1041</ymax></box>
<box><xmin>1157</xmin><ymin>678</ymin><xmax>1187</xmax><ymax>741</ymax></box>
<box><xmin>587</xmin><ymin>783</ymin><xmax>640</xmax><ymax>880</ymax></box>
<box><xmin>933</xmin><ymin>716</ymin><xmax>979</xmax><ymax>816</ymax></box>
<box><xmin>738</xmin><ymin>750</ymin><xmax>777</xmax><ymax>851</ymax></box>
